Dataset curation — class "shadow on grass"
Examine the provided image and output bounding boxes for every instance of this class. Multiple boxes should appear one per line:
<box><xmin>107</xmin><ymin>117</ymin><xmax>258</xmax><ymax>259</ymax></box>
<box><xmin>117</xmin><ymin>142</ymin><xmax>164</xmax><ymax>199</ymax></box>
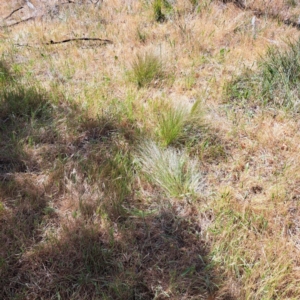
<box><xmin>0</xmin><ymin>60</ymin><xmax>61</xmax><ymax>299</ymax></box>
<box><xmin>11</xmin><ymin>206</ymin><xmax>218</xmax><ymax>300</ymax></box>
<box><xmin>0</xmin><ymin>60</ymin><xmax>230</xmax><ymax>299</ymax></box>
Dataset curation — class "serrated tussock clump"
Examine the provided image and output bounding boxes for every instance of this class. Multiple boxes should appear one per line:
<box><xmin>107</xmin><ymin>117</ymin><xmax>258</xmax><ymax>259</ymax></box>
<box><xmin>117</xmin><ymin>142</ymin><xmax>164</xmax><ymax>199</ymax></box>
<box><xmin>137</xmin><ymin>141</ymin><xmax>203</xmax><ymax>198</ymax></box>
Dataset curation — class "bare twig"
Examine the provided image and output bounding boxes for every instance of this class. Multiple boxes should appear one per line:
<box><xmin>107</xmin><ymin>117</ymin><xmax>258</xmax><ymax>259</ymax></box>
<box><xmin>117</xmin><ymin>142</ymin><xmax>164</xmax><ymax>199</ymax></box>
<box><xmin>13</xmin><ymin>37</ymin><xmax>112</xmax><ymax>48</ymax></box>
<box><xmin>0</xmin><ymin>16</ymin><xmax>36</xmax><ymax>28</ymax></box>
<box><xmin>221</xmin><ymin>0</ymin><xmax>300</xmax><ymax>30</ymax></box>
<box><xmin>3</xmin><ymin>6</ymin><xmax>24</xmax><ymax>20</ymax></box>
<box><xmin>61</xmin><ymin>1</ymin><xmax>76</xmax><ymax>4</ymax></box>
<box><xmin>45</xmin><ymin>38</ymin><xmax>113</xmax><ymax>45</ymax></box>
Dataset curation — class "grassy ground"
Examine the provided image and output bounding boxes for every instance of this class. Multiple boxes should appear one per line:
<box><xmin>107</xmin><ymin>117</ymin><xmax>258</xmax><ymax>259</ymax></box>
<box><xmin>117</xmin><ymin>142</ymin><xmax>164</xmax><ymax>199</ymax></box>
<box><xmin>1</xmin><ymin>0</ymin><xmax>300</xmax><ymax>299</ymax></box>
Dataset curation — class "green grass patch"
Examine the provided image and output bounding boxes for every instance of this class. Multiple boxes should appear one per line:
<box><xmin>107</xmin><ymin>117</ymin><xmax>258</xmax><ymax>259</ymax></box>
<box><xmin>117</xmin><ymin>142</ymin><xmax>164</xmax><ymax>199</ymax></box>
<box><xmin>130</xmin><ymin>52</ymin><xmax>166</xmax><ymax>88</ymax></box>
<box><xmin>156</xmin><ymin>100</ymin><xmax>204</xmax><ymax>147</ymax></box>
<box><xmin>153</xmin><ymin>0</ymin><xmax>173</xmax><ymax>22</ymax></box>
<box><xmin>225</xmin><ymin>38</ymin><xmax>300</xmax><ymax>111</ymax></box>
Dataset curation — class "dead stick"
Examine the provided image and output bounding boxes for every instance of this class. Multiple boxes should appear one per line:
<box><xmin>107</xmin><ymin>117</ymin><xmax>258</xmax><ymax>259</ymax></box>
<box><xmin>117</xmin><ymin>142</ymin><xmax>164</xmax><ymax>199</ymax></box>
<box><xmin>45</xmin><ymin>38</ymin><xmax>113</xmax><ymax>45</ymax></box>
<box><xmin>4</xmin><ymin>6</ymin><xmax>24</xmax><ymax>20</ymax></box>
<box><xmin>13</xmin><ymin>37</ymin><xmax>112</xmax><ymax>48</ymax></box>
<box><xmin>0</xmin><ymin>16</ymin><xmax>36</xmax><ymax>28</ymax></box>
<box><xmin>221</xmin><ymin>1</ymin><xmax>300</xmax><ymax>30</ymax></box>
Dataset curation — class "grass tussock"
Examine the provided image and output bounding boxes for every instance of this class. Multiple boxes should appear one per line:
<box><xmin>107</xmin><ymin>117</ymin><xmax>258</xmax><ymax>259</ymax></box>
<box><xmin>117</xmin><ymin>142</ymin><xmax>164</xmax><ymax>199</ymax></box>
<box><xmin>137</xmin><ymin>141</ymin><xmax>203</xmax><ymax>198</ymax></box>
<box><xmin>157</xmin><ymin>100</ymin><xmax>204</xmax><ymax>146</ymax></box>
<box><xmin>153</xmin><ymin>0</ymin><xmax>173</xmax><ymax>22</ymax></box>
<box><xmin>153</xmin><ymin>0</ymin><xmax>166</xmax><ymax>23</ymax></box>
<box><xmin>0</xmin><ymin>62</ymin><xmax>50</xmax><ymax>120</ymax></box>
<box><xmin>130</xmin><ymin>52</ymin><xmax>166</xmax><ymax>88</ymax></box>
<box><xmin>226</xmin><ymin>38</ymin><xmax>300</xmax><ymax>111</ymax></box>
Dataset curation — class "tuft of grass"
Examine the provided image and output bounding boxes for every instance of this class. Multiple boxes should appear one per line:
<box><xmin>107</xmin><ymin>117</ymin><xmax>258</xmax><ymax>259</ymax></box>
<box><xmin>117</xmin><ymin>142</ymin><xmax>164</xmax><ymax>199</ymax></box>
<box><xmin>137</xmin><ymin>141</ymin><xmax>203</xmax><ymax>198</ymax></box>
<box><xmin>158</xmin><ymin>106</ymin><xmax>186</xmax><ymax>146</ymax></box>
<box><xmin>0</xmin><ymin>60</ymin><xmax>13</xmax><ymax>83</ymax></box>
<box><xmin>226</xmin><ymin>38</ymin><xmax>300</xmax><ymax>111</ymax></box>
<box><xmin>137</xmin><ymin>27</ymin><xmax>147</xmax><ymax>43</ymax></box>
<box><xmin>153</xmin><ymin>0</ymin><xmax>166</xmax><ymax>23</ymax></box>
<box><xmin>157</xmin><ymin>100</ymin><xmax>204</xmax><ymax>146</ymax></box>
<box><xmin>189</xmin><ymin>0</ymin><xmax>199</xmax><ymax>7</ymax></box>
<box><xmin>153</xmin><ymin>0</ymin><xmax>173</xmax><ymax>22</ymax></box>
<box><xmin>130</xmin><ymin>52</ymin><xmax>165</xmax><ymax>88</ymax></box>
<box><xmin>286</xmin><ymin>0</ymin><xmax>297</xmax><ymax>8</ymax></box>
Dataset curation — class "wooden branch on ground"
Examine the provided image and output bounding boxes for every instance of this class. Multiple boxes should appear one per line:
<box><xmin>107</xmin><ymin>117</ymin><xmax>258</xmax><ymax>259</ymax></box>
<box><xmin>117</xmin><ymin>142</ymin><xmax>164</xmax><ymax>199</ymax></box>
<box><xmin>45</xmin><ymin>38</ymin><xmax>113</xmax><ymax>45</ymax></box>
<box><xmin>3</xmin><ymin>6</ymin><xmax>24</xmax><ymax>20</ymax></box>
<box><xmin>250</xmin><ymin>9</ymin><xmax>300</xmax><ymax>30</ymax></box>
<box><xmin>221</xmin><ymin>0</ymin><xmax>300</xmax><ymax>30</ymax></box>
<box><xmin>13</xmin><ymin>37</ymin><xmax>113</xmax><ymax>48</ymax></box>
<box><xmin>0</xmin><ymin>16</ymin><xmax>36</xmax><ymax>28</ymax></box>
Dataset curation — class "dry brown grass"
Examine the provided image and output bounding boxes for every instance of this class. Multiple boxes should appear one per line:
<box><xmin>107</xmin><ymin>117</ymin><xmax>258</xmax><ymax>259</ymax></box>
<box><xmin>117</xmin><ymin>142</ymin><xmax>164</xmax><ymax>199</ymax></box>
<box><xmin>1</xmin><ymin>0</ymin><xmax>300</xmax><ymax>299</ymax></box>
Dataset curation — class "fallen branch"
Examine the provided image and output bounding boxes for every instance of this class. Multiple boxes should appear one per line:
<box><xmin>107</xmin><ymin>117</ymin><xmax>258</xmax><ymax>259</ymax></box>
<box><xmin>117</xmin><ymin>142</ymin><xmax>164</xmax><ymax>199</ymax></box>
<box><xmin>3</xmin><ymin>6</ymin><xmax>24</xmax><ymax>20</ymax></box>
<box><xmin>221</xmin><ymin>0</ymin><xmax>300</xmax><ymax>30</ymax></box>
<box><xmin>283</xmin><ymin>18</ymin><xmax>300</xmax><ymax>29</ymax></box>
<box><xmin>1</xmin><ymin>1</ymin><xmax>74</xmax><ymax>27</ymax></box>
<box><xmin>13</xmin><ymin>37</ymin><xmax>112</xmax><ymax>48</ymax></box>
<box><xmin>45</xmin><ymin>38</ymin><xmax>113</xmax><ymax>45</ymax></box>
<box><xmin>1</xmin><ymin>16</ymin><xmax>36</xmax><ymax>28</ymax></box>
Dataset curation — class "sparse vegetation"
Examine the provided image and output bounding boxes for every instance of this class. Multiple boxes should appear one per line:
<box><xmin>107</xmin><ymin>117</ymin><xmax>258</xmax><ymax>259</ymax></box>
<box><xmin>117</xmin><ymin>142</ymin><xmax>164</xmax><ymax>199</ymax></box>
<box><xmin>1</xmin><ymin>0</ymin><xmax>300</xmax><ymax>299</ymax></box>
